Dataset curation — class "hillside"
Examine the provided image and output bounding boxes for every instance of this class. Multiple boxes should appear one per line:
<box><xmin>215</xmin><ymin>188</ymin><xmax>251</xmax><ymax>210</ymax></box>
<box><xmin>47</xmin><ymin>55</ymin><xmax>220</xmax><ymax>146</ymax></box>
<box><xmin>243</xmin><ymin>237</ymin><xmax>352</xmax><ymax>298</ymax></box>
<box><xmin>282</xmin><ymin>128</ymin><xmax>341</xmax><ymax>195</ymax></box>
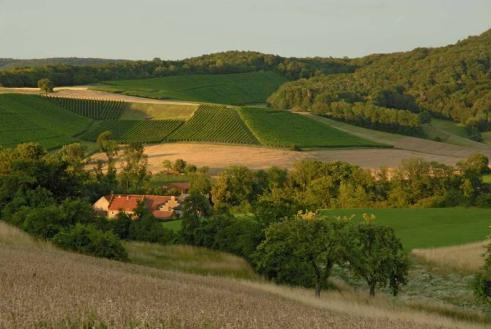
<box><xmin>268</xmin><ymin>29</ymin><xmax>491</xmax><ymax>131</ymax></box>
<box><xmin>94</xmin><ymin>71</ymin><xmax>287</xmax><ymax>105</ymax></box>
<box><xmin>0</xmin><ymin>94</ymin><xmax>92</xmax><ymax>149</ymax></box>
<box><xmin>0</xmin><ymin>222</ymin><xmax>485</xmax><ymax>329</ymax></box>
<box><xmin>240</xmin><ymin>107</ymin><xmax>382</xmax><ymax>148</ymax></box>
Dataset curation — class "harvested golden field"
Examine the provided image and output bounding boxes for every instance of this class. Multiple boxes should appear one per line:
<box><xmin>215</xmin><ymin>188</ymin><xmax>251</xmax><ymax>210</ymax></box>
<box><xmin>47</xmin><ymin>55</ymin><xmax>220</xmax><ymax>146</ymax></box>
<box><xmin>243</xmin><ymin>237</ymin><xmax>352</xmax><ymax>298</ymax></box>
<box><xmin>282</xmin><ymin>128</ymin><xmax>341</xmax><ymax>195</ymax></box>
<box><xmin>90</xmin><ymin>143</ymin><xmax>474</xmax><ymax>174</ymax></box>
<box><xmin>412</xmin><ymin>241</ymin><xmax>488</xmax><ymax>274</ymax></box>
<box><xmin>0</xmin><ymin>222</ymin><xmax>485</xmax><ymax>329</ymax></box>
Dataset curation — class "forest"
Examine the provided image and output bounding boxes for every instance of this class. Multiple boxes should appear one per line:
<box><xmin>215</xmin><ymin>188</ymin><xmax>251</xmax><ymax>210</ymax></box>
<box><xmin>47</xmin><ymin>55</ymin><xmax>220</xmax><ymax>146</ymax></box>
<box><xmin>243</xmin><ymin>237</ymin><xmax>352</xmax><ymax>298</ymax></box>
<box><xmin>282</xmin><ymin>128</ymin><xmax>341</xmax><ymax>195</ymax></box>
<box><xmin>268</xmin><ymin>29</ymin><xmax>491</xmax><ymax>135</ymax></box>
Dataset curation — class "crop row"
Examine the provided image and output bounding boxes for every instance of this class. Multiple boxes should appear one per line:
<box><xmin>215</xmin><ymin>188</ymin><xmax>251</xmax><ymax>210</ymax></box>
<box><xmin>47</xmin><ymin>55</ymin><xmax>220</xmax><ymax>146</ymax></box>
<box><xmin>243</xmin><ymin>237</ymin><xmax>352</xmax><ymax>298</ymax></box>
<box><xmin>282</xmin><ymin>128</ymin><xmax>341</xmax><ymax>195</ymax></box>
<box><xmin>81</xmin><ymin>120</ymin><xmax>183</xmax><ymax>143</ymax></box>
<box><xmin>46</xmin><ymin>96</ymin><xmax>128</xmax><ymax>120</ymax></box>
<box><xmin>168</xmin><ymin>105</ymin><xmax>259</xmax><ymax>144</ymax></box>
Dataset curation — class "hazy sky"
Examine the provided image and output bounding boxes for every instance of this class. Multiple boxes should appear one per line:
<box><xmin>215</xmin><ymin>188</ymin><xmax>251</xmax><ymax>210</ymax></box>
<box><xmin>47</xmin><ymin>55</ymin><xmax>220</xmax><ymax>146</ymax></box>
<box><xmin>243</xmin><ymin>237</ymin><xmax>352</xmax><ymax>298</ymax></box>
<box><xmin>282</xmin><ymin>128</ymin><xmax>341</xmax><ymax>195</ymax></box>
<box><xmin>0</xmin><ymin>0</ymin><xmax>490</xmax><ymax>60</ymax></box>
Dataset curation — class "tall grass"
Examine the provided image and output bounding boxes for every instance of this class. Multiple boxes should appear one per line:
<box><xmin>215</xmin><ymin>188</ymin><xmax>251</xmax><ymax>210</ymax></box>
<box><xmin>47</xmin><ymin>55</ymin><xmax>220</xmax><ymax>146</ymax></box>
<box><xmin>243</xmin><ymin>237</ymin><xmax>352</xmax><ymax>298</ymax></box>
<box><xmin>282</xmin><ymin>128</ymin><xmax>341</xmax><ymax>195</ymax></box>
<box><xmin>125</xmin><ymin>242</ymin><xmax>256</xmax><ymax>279</ymax></box>
<box><xmin>412</xmin><ymin>241</ymin><xmax>488</xmax><ymax>274</ymax></box>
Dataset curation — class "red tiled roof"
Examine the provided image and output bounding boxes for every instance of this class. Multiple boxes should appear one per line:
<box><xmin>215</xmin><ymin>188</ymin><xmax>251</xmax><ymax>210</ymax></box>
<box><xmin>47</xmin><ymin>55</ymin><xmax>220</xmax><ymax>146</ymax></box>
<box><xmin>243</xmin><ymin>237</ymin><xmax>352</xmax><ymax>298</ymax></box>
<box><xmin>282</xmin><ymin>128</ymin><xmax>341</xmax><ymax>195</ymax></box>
<box><xmin>108</xmin><ymin>195</ymin><xmax>145</xmax><ymax>211</ymax></box>
<box><xmin>106</xmin><ymin>194</ymin><xmax>175</xmax><ymax>212</ymax></box>
<box><xmin>152</xmin><ymin>210</ymin><xmax>174</xmax><ymax>220</ymax></box>
<box><xmin>145</xmin><ymin>195</ymin><xmax>173</xmax><ymax>210</ymax></box>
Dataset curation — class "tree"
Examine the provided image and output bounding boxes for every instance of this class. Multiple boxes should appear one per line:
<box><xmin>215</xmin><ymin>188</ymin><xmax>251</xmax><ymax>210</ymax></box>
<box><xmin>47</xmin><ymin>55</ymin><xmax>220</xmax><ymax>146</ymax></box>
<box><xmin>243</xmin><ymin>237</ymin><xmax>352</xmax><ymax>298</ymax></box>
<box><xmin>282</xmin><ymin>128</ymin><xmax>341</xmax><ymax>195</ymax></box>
<box><xmin>345</xmin><ymin>215</ymin><xmax>409</xmax><ymax>296</ymax></box>
<box><xmin>189</xmin><ymin>172</ymin><xmax>212</xmax><ymax>196</ymax></box>
<box><xmin>473</xmin><ymin>231</ymin><xmax>491</xmax><ymax>302</ymax></box>
<box><xmin>119</xmin><ymin>143</ymin><xmax>149</xmax><ymax>193</ymax></box>
<box><xmin>255</xmin><ymin>216</ymin><xmax>349</xmax><ymax>297</ymax></box>
<box><xmin>96</xmin><ymin>131</ymin><xmax>119</xmax><ymax>171</ymax></box>
<box><xmin>58</xmin><ymin>143</ymin><xmax>86</xmax><ymax>174</ymax></box>
<box><xmin>182</xmin><ymin>192</ymin><xmax>212</xmax><ymax>218</ymax></box>
<box><xmin>211</xmin><ymin>166</ymin><xmax>256</xmax><ymax>211</ymax></box>
<box><xmin>37</xmin><ymin>78</ymin><xmax>54</xmax><ymax>94</ymax></box>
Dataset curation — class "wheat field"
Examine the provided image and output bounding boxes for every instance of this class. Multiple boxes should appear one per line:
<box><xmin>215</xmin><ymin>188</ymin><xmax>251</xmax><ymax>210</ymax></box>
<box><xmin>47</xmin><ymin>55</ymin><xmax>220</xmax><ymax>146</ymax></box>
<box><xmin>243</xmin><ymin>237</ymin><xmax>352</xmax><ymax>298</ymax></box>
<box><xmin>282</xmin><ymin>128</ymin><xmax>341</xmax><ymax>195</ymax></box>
<box><xmin>0</xmin><ymin>222</ymin><xmax>486</xmax><ymax>329</ymax></box>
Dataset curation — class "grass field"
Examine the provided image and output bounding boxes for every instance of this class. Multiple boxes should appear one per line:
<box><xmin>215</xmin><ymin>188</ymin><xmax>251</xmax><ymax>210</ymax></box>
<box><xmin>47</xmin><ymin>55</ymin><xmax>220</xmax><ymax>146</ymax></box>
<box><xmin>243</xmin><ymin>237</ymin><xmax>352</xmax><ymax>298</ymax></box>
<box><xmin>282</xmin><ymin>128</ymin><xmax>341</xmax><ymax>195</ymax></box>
<box><xmin>94</xmin><ymin>71</ymin><xmax>287</xmax><ymax>105</ymax></box>
<box><xmin>81</xmin><ymin>120</ymin><xmax>183</xmax><ymax>143</ymax></box>
<box><xmin>162</xmin><ymin>219</ymin><xmax>183</xmax><ymax>232</ymax></box>
<box><xmin>422</xmin><ymin>119</ymin><xmax>483</xmax><ymax>147</ymax></box>
<box><xmin>240</xmin><ymin>107</ymin><xmax>383</xmax><ymax>148</ymax></box>
<box><xmin>120</xmin><ymin>102</ymin><xmax>198</xmax><ymax>120</ymax></box>
<box><xmin>0</xmin><ymin>94</ymin><xmax>91</xmax><ymax>149</ymax></box>
<box><xmin>483</xmin><ymin>174</ymin><xmax>491</xmax><ymax>184</ymax></box>
<box><xmin>168</xmin><ymin>105</ymin><xmax>259</xmax><ymax>145</ymax></box>
<box><xmin>320</xmin><ymin>208</ymin><xmax>491</xmax><ymax>250</ymax></box>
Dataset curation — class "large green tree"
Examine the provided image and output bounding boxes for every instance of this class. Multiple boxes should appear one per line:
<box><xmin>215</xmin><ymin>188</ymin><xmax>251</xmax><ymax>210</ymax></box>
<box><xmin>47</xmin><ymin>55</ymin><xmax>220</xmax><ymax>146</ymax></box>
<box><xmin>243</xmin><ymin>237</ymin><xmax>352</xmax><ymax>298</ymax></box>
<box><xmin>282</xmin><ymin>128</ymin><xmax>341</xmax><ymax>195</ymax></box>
<box><xmin>255</xmin><ymin>216</ymin><xmax>349</xmax><ymax>297</ymax></box>
<box><xmin>345</xmin><ymin>215</ymin><xmax>409</xmax><ymax>296</ymax></box>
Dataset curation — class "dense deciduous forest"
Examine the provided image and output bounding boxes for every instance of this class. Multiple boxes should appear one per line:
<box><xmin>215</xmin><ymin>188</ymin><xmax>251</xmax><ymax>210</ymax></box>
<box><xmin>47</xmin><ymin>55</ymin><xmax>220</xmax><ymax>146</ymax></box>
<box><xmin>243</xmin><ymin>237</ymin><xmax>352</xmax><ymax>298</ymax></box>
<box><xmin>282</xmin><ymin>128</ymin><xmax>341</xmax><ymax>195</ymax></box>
<box><xmin>269</xmin><ymin>29</ymin><xmax>491</xmax><ymax>134</ymax></box>
<box><xmin>0</xmin><ymin>52</ymin><xmax>354</xmax><ymax>87</ymax></box>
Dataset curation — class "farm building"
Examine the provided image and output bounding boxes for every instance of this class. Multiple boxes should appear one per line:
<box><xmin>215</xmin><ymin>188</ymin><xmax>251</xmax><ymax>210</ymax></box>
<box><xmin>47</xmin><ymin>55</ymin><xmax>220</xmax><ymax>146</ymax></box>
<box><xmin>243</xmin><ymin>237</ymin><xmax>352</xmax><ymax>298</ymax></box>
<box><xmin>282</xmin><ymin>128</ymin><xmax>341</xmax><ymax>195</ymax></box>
<box><xmin>93</xmin><ymin>194</ymin><xmax>184</xmax><ymax>220</ymax></box>
<box><xmin>164</xmin><ymin>182</ymin><xmax>190</xmax><ymax>195</ymax></box>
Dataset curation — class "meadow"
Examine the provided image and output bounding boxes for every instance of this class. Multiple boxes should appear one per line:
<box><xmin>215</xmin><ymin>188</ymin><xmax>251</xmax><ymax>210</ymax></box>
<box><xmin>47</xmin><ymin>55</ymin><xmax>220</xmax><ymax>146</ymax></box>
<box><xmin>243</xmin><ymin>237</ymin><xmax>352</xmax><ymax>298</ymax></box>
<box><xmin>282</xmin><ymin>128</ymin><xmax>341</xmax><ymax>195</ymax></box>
<box><xmin>168</xmin><ymin>105</ymin><xmax>259</xmax><ymax>145</ymax></box>
<box><xmin>320</xmin><ymin>208</ymin><xmax>491</xmax><ymax>250</ymax></box>
<box><xmin>0</xmin><ymin>94</ymin><xmax>91</xmax><ymax>149</ymax></box>
<box><xmin>240</xmin><ymin>107</ymin><xmax>383</xmax><ymax>148</ymax></box>
<box><xmin>120</xmin><ymin>102</ymin><xmax>198</xmax><ymax>120</ymax></box>
<box><xmin>94</xmin><ymin>71</ymin><xmax>287</xmax><ymax>105</ymax></box>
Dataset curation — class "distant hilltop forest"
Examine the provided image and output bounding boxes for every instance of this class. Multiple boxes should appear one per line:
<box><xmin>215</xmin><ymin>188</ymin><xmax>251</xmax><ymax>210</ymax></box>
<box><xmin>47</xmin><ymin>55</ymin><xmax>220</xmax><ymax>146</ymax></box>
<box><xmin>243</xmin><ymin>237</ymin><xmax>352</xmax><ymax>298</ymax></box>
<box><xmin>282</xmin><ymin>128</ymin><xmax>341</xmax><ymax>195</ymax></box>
<box><xmin>0</xmin><ymin>28</ymin><xmax>489</xmax><ymax>133</ymax></box>
<box><xmin>0</xmin><ymin>57</ymin><xmax>127</xmax><ymax>70</ymax></box>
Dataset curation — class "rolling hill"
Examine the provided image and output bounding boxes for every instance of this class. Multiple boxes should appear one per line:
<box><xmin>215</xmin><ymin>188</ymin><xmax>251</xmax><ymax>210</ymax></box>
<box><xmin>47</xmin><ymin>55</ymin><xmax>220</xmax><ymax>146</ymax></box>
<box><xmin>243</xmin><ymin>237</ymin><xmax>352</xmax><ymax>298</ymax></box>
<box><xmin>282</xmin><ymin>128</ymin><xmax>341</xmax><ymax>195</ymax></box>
<box><xmin>268</xmin><ymin>29</ymin><xmax>491</xmax><ymax>130</ymax></box>
<box><xmin>0</xmin><ymin>94</ymin><xmax>91</xmax><ymax>149</ymax></box>
<box><xmin>0</xmin><ymin>221</ymin><xmax>485</xmax><ymax>329</ymax></box>
<box><xmin>0</xmin><ymin>94</ymin><xmax>378</xmax><ymax>150</ymax></box>
<box><xmin>240</xmin><ymin>107</ymin><xmax>383</xmax><ymax>148</ymax></box>
<box><xmin>93</xmin><ymin>71</ymin><xmax>287</xmax><ymax>105</ymax></box>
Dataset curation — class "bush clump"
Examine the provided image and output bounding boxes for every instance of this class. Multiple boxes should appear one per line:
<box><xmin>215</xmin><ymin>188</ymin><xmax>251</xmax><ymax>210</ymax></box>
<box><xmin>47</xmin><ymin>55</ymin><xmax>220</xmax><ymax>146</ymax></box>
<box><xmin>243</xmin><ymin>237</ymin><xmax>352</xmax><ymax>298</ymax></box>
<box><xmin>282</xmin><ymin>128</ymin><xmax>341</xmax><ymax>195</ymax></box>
<box><xmin>53</xmin><ymin>223</ymin><xmax>128</xmax><ymax>261</ymax></box>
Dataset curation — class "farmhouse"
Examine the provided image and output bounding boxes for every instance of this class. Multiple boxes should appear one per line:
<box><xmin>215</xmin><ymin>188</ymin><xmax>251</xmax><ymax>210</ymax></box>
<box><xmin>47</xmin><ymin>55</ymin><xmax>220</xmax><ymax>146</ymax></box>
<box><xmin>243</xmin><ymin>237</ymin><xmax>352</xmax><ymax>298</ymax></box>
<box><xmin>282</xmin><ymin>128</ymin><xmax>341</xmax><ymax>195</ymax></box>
<box><xmin>164</xmin><ymin>182</ymin><xmax>191</xmax><ymax>195</ymax></box>
<box><xmin>93</xmin><ymin>194</ymin><xmax>183</xmax><ymax>220</ymax></box>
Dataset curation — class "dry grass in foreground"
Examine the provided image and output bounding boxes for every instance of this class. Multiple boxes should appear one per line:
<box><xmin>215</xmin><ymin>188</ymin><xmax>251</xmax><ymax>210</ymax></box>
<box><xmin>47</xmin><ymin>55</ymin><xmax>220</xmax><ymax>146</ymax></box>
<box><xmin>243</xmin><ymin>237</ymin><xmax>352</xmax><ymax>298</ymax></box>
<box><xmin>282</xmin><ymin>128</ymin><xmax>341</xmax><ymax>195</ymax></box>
<box><xmin>0</xmin><ymin>222</ymin><xmax>487</xmax><ymax>329</ymax></box>
<box><xmin>412</xmin><ymin>241</ymin><xmax>488</xmax><ymax>274</ymax></box>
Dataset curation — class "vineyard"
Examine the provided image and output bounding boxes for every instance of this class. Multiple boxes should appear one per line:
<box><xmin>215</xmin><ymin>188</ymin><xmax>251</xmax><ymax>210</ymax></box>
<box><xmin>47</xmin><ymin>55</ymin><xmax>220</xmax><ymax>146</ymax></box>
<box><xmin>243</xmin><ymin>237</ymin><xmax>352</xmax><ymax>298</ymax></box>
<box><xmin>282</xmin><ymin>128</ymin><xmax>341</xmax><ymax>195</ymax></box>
<box><xmin>45</xmin><ymin>96</ymin><xmax>128</xmax><ymax>120</ymax></box>
<box><xmin>0</xmin><ymin>94</ymin><xmax>91</xmax><ymax>149</ymax></box>
<box><xmin>81</xmin><ymin>120</ymin><xmax>183</xmax><ymax>143</ymax></box>
<box><xmin>239</xmin><ymin>107</ymin><xmax>381</xmax><ymax>148</ymax></box>
<box><xmin>168</xmin><ymin>105</ymin><xmax>259</xmax><ymax>145</ymax></box>
<box><xmin>94</xmin><ymin>71</ymin><xmax>287</xmax><ymax>105</ymax></box>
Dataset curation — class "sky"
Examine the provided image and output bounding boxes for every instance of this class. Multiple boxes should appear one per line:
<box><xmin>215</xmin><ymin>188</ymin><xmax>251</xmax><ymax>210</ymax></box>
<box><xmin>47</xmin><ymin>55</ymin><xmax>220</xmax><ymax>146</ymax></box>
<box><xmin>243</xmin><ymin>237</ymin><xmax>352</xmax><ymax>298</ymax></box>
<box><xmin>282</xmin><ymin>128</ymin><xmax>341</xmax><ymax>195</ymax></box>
<box><xmin>0</xmin><ymin>0</ymin><xmax>490</xmax><ymax>60</ymax></box>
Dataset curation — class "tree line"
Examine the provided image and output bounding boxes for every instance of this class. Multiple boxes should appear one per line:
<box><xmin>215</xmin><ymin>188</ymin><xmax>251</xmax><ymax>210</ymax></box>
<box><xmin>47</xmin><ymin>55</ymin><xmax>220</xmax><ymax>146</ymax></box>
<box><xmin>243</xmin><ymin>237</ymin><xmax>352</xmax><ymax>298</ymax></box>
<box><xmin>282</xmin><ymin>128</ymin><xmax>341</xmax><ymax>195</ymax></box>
<box><xmin>0</xmin><ymin>51</ymin><xmax>355</xmax><ymax>88</ymax></box>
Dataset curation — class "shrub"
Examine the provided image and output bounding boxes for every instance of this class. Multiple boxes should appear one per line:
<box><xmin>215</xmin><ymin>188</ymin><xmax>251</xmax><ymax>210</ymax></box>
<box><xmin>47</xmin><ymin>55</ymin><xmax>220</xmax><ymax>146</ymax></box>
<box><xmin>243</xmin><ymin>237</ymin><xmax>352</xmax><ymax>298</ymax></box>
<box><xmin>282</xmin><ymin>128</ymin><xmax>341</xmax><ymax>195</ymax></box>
<box><xmin>22</xmin><ymin>206</ymin><xmax>65</xmax><ymax>239</ymax></box>
<box><xmin>128</xmin><ymin>214</ymin><xmax>176</xmax><ymax>244</ymax></box>
<box><xmin>53</xmin><ymin>223</ymin><xmax>128</xmax><ymax>261</ymax></box>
